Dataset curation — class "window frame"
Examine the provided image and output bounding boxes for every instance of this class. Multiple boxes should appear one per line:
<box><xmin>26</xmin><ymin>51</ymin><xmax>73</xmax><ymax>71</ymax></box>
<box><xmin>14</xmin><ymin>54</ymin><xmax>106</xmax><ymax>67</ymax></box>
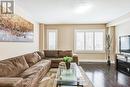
<box><xmin>47</xmin><ymin>29</ymin><xmax>58</xmax><ymax>50</ymax></box>
<box><xmin>74</xmin><ymin>29</ymin><xmax>105</xmax><ymax>53</ymax></box>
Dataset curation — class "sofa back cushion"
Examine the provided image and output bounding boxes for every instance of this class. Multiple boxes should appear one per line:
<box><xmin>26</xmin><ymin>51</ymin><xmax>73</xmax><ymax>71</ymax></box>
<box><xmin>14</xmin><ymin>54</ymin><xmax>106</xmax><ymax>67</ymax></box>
<box><xmin>36</xmin><ymin>51</ymin><xmax>45</xmax><ymax>59</ymax></box>
<box><xmin>44</xmin><ymin>50</ymin><xmax>58</xmax><ymax>58</ymax></box>
<box><xmin>24</xmin><ymin>53</ymin><xmax>41</xmax><ymax>67</ymax></box>
<box><xmin>0</xmin><ymin>56</ymin><xmax>29</xmax><ymax>77</ymax></box>
<box><xmin>58</xmin><ymin>50</ymin><xmax>72</xmax><ymax>58</ymax></box>
<box><xmin>34</xmin><ymin>52</ymin><xmax>42</xmax><ymax>61</ymax></box>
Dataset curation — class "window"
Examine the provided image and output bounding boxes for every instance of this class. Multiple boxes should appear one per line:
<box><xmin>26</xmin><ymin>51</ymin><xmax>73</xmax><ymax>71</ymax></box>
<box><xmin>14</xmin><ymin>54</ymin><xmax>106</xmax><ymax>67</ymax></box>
<box><xmin>75</xmin><ymin>29</ymin><xmax>105</xmax><ymax>53</ymax></box>
<box><xmin>47</xmin><ymin>30</ymin><xmax>58</xmax><ymax>50</ymax></box>
<box><xmin>76</xmin><ymin>32</ymin><xmax>85</xmax><ymax>50</ymax></box>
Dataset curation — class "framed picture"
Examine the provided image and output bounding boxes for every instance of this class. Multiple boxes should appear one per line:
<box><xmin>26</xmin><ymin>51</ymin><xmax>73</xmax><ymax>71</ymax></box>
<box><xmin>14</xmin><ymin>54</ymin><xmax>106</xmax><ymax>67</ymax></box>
<box><xmin>0</xmin><ymin>14</ymin><xmax>34</xmax><ymax>42</ymax></box>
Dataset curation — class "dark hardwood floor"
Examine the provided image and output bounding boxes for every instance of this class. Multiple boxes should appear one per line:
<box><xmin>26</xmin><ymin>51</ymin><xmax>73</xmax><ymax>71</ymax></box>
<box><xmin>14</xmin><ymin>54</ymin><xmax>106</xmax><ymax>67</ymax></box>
<box><xmin>80</xmin><ymin>63</ymin><xmax>130</xmax><ymax>87</ymax></box>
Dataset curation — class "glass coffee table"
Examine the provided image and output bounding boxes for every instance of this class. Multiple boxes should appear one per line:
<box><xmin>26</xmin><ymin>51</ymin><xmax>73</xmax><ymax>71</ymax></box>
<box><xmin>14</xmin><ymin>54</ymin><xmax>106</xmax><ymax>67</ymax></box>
<box><xmin>56</xmin><ymin>63</ymin><xmax>84</xmax><ymax>87</ymax></box>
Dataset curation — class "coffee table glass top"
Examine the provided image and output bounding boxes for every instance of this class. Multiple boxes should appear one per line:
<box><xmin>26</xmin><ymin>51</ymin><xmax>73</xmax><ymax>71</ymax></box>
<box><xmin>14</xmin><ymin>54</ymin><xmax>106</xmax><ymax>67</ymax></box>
<box><xmin>56</xmin><ymin>63</ymin><xmax>84</xmax><ymax>86</ymax></box>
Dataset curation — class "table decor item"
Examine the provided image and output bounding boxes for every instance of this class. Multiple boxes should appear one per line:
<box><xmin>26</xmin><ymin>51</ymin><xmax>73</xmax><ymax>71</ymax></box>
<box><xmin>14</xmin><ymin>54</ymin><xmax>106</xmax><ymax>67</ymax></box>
<box><xmin>63</xmin><ymin>56</ymin><xmax>73</xmax><ymax>69</ymax></box>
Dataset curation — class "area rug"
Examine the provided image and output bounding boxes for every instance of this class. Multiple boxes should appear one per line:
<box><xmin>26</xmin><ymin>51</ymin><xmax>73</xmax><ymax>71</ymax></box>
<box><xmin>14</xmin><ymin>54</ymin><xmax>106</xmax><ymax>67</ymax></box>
<box><xmin>39</xmin><ymin>68</ymin><xmax>57</xmax><ymax>87</ymax></box>
<box><xmin>39</xmin><ymin>67</ymin><xmax>94</xmax><ymax>87</ymax></box>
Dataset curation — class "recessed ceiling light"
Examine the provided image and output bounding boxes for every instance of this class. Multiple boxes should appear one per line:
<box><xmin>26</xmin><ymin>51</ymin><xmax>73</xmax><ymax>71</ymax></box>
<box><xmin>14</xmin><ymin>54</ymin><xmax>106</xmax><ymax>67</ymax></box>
<box><xmin>74</xmin><ymin>3</ymin><xmax>93</xmax><ymax>14</ymax></box>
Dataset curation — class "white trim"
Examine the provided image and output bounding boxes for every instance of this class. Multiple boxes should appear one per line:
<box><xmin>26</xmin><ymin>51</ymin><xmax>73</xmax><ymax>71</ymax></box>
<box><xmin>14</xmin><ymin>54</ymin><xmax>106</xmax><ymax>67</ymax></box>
<box><xmin>47</xmin><ymin>29</ymin><xmax>58</xmax><ymax>50</ymax></box>
<box><xmin>74</xmin><ymin>29</ymin><xmax>106</xmax><ymax>53</ymax></box>
<box><xmin>75</xmin><ymin>51</ymin><xmax>105</xmax><ymax>54</ymax></box>
<box><xmin>79</xmin><ymin>60</ymin><xmax>115</xmax><ymax>63</ymax></box>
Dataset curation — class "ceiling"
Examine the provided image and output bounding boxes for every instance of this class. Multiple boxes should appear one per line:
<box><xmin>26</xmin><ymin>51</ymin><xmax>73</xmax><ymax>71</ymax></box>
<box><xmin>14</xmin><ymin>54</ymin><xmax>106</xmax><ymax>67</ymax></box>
<box><xmin>16</xmin><ymin>0</ymin><xmax>130</xmax><ymax>24</ymax></box>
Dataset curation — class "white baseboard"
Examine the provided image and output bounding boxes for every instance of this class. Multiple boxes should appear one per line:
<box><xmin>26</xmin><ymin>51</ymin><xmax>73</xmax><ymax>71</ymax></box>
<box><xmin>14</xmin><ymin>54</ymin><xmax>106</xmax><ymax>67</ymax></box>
<box><xmin>79</xmin><ymin>60</ymin><xmax>115</xmax><ymax>63</ymax></box>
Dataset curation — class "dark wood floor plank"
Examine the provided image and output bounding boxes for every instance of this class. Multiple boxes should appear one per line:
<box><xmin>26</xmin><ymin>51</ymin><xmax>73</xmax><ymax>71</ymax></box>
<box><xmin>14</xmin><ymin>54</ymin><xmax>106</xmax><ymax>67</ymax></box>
<box><xmin>80</xmin><ymin>63</ymin><xmax>130</xmax><ymax>87</ymax></box>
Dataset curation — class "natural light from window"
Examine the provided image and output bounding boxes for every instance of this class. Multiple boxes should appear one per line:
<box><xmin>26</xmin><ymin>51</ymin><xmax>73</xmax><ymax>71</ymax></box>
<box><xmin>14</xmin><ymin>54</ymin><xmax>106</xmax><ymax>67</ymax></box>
<box><xmin>76</xmin><ymin>32</ymin><xmax>85</xmax><ymax>50</ymax></box>
<box><xmin>47</xmin><ymin>30</ymin><xmax>57</xmax><ymax>50</ymax></box>
<box><xmin>75</xmin><ymin>29</ymin><xmax>105</xmax><ymax>53</ymax></box>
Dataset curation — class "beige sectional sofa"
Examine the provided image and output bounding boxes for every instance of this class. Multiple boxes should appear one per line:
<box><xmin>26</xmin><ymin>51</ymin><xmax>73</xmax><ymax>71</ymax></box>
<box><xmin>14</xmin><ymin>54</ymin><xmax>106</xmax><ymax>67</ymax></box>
<box><xmin>0</xmin><ymin>50</ymin><xmax>78</xmax><ymax>87</ymax></box>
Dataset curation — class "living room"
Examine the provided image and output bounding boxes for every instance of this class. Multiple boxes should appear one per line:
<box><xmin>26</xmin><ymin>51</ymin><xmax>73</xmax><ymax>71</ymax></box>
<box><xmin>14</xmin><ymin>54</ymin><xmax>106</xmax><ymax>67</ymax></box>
<box><xmin>0</xmin><ymin>0</ymin><xmax>130</xmax><ymax>87</ymax></box>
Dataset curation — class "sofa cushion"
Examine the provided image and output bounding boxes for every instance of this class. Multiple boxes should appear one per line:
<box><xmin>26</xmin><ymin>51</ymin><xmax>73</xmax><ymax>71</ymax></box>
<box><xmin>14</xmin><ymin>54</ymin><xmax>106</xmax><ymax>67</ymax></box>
<box><xmin>0</xmin><ymin>56</ymin><xmax>29</xmax><ymax>77</ymax></box>
<box><xmin>20</xmin><ymin>59</ymin><xmax>51</xmax><ymax>87</ymax></box>
<box><xmin>34</xmin><ymin>52</ymin><xmax>42</xmax><ymax>61</ymax></box>
<box><xmin>20</xmin><ymin>60</ymin><xmax>51</xmax><ymax>78</ymax></box>
<box><xmin>0</xmin><ymin>77</ymin><xmax>23</xmax><ymax>87</ymax></box>
<box><xmin>58</xmin><ymin>50</ymin><xmax>72</xmax><ymax>57</ymax></box>
<box><xmin>51</xmin><ymin>58</ymin><xmax>63</xmax><ymax>65</ymax></box>
<box><xmin>48</xmin><ymin>58</ymin><xmax>63</xmax><ymax>61</ymax></box>
<box><xmin>24</xmin><ymin>53</ymin><xmax>41</xmax><ymax>67</ymax></box>
<box><xmin>36</xmin><ymin>51</ymin><xmax>45</xmax><ymax>59</ymax></box>
<box><xmin>50</xmin><ymin>58</ymin><xmax>62</xmax><ymax>68</ymax></box>
<box><xmin>44</xmin><ymin>50</ymin><xmax>58</xmax><ymax>58</ymax></box>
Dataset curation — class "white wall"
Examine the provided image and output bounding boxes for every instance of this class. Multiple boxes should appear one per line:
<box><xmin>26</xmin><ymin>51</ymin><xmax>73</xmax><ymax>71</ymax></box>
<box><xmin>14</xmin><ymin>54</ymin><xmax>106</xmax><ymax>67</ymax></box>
<box><xmin>116</xmin><ymin>20</ymin><xmax>130</xmax><ymax>53</ymax></box>
<box><xmin>0</xmin><ymin>5</ymin><xmax>39</xmax><ymax>60</ymax></box>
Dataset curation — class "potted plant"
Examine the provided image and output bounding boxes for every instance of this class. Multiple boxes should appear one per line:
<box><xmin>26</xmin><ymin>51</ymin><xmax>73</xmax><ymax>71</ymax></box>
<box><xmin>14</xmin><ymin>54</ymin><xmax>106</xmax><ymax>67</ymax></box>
<box><xmin>63</xmin><ymin>56</ymin><xmax>73</xmax><ymax>69</ymax></box>
<box><xmin>106</xmin><ymin>34</ymin><xmax>111</xmax><ymax>66</ymax></box>
<box><xmin>105</xmin><ymin>30</ymin><xmax>114</xmax><ymax>66</ymax></box>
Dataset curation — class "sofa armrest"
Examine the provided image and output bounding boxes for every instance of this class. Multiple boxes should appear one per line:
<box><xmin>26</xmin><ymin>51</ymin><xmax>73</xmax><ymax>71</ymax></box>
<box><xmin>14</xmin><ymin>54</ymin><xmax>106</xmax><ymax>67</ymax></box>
<box><xmin>0</xmin><ymin>77</ymin><xmax>23</xmax><ymax>87</ymax></box>
<box><xmin>72</xmin><ymin>54</ymin><xmax>79</xmax><ymax>65</ymax></box>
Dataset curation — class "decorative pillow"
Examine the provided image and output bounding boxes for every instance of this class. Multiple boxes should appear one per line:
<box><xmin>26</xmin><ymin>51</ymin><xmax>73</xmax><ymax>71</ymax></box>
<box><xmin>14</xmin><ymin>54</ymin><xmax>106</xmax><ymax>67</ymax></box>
<box><xmin>34</xmin><ymin>52</ymin><xmax>42</xmax><ymax>61</ymax></box>
<box><xmin>44</xmin><ymin>50</ymin><xmax>58</xmax><ymax>58</ymax></box>
<box><xmin>0</xmin><ymin>56</ymin><xmax>29</xmax><ymax>77</ymax></box>
<box><xmin>37</xmin><ymin>51</ymin><xmax>45</xmax><ymax>59</ymax></box>
<box><xmin>24</xmin><ymin>53</ymin><xmax>41</xmax><ymax>67</ymax></box>
<box><xmin>58</xmin><ymin>50</ymin><xmax>72</xmax><ymax>58</ymax></box>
